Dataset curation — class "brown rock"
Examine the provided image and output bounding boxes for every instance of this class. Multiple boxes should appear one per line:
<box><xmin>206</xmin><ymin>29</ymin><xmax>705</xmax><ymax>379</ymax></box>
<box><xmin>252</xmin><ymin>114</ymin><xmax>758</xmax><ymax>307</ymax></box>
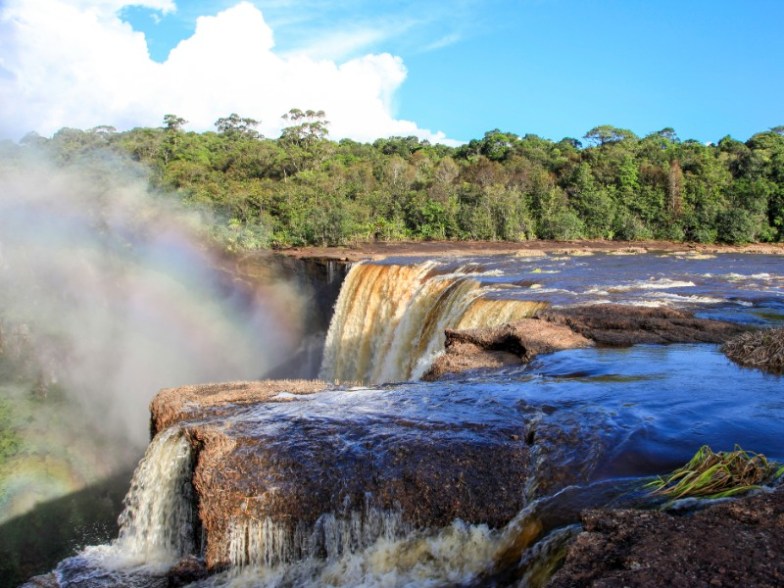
<box><xmin>425</xmin><ymin>305</ymin><xmax>748</xmax><ymax>380</ymax></box>
<box><xmin>150</xmin><ymin>379</ymin><xmax>328</xmax><ymax>436</ymax></box>
<box><xmin>424</xmin><ymin>319</ymin><xmax>593</xmax><ymax>380</ymax></box>
<box><xmin>547</xmin><ymin>488</ymin><xmax>784</xmax><ymax>587</ymax></box>
<box><xmin>152</xmin><ymin>378</ymin><xmax>609</xmax><ymax>572</ymax></box>
<box><xmin>423</xmin><ymin>340</ymin><xmax>522</xmax><ymax>380</ymax></box>
<box><xmin>186</xmin><ymin>416</ymin><xmax>533</xmax><ymax>570</ymax></box>
<box><xmin>166</xmin><ymin>555</ymin><xmax>208</xmax><ymax>587</ymax></box>
<box><xmin>540</xmin><ymin>304</ymin><xmax>747</xmax><ymax>346</ymax></box>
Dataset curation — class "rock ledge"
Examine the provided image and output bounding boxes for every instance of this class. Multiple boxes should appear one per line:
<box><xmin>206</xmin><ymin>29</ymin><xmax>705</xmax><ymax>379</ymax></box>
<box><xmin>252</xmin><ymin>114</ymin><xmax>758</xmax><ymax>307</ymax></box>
<box><xmin>426</xmin><ymin>304</ymin><xmax>747</xmax><ymax>380</ymax></box>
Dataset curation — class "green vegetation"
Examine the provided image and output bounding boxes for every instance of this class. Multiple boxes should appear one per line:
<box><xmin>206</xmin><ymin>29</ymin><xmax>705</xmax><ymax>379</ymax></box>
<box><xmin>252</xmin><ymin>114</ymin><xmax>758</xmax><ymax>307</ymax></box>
<box><xmin>646</xmin><ymin>445</ymin><xmax>783</xmax><ymax>500</ymax></box>
<box><xmin>6</xmin><ymin>115</ymin><xmax>784</xmax><ymax>250</ymax></box>
<box><xmin>0</xmin><ymin>398</ymin><xmax>19</xmax><ymax>467</ymax></box>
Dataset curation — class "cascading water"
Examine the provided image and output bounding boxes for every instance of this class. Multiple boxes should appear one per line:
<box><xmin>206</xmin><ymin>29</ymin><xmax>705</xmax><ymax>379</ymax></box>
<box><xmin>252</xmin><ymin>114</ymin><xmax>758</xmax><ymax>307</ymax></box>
<box><xmin>72</xmin><ymin>428</ymin><xmax>196</xmax><ymax>573</ymax></box>
<box><xmin>228</xmin><ymin>503</ymin><xmax>407</xmax><ymax>569</ymax></box>
<box><xmin>319</xmin><ymin>261</ymin><xmax>546</xmax><ymax>383</ymax></box>
<box><xmin>115</xmin><ymin>428</ymin><xmax>196</xmax><ymax>566</ymax></box>
<box><xmin>199</xmin><ymin>496</ymin><xmax>560</xmax><ymax>587</ymax></box>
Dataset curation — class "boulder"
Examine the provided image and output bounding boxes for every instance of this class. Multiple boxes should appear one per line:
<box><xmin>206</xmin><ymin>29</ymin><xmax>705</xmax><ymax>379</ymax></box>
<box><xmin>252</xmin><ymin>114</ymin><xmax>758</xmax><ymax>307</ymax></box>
<box><xmin>151</xmin><ymin>380</ymin><xmax>611</xmax><ymax>571</ymax></box>
<box><xmin>184</xmin><ymin>407</ymin><xmax>534</xmax><ymax>570</ymax></box>
<box><xmin>548</xmin><ymin>487</ymin><xmax>784</xmax><ymax>587</ymax></box>
<box><xmin>425</xmin><ymin>320</ymin><xmax>592</xmax><ymax>380</ymax></box>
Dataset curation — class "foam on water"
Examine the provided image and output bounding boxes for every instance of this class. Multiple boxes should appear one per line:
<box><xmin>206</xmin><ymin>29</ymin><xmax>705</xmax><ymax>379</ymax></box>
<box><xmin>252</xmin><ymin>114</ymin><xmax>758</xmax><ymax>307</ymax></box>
<box><xmin>608</xmin><ymin>278</ymin><xmax>696</xmax><ymax>292</ymax></box>
<box><xmin>193</xmin><ymin>494</ymin><xmax>558</xmax><ymax>587</ymax></box>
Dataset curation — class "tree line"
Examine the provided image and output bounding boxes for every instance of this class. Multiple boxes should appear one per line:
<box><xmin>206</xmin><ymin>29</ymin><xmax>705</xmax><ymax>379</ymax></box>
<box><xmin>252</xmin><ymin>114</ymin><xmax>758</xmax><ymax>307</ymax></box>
<box><xmin>6</xmin><ymin>112</ymin><xmax>784</xmax><ymax>250</ymax></box>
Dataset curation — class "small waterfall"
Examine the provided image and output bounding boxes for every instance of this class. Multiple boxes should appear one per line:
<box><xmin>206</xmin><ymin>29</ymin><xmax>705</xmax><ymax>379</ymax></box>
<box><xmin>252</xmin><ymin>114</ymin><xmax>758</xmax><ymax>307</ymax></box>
<box><xmin>228</xmin><ymin>505</ymin><xmax>407</xmax><ymax>569</ymax></box>
<box><xmin>104</xmin><ymin>427</ymin><xmax>196</xmax><ymax>569</ymax></box>
<box><xmin>320</xmin><ymin>261</ymin><xmax>546</xmax><ymax>384</ymax></box>
<box><xmin>218</xmin><ymin>508</ymin><xmax>549</xmax><ymax>587</ymax></box>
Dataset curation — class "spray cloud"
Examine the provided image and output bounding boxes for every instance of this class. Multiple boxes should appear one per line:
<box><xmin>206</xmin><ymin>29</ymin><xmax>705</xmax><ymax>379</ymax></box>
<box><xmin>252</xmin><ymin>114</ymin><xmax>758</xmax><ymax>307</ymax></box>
<box><xmin>0</xmin><ymin>149</ymin><xmax>304</xmax><ymax>450</ymax></box>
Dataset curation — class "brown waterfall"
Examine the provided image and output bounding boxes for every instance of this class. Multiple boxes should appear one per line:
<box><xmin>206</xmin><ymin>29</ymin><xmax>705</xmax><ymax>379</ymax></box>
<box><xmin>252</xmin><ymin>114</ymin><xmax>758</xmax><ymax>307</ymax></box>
<box><xmin>319</xmin><ymin>261</ymin><xmax>546</xmax><ymax>384</ymax></box>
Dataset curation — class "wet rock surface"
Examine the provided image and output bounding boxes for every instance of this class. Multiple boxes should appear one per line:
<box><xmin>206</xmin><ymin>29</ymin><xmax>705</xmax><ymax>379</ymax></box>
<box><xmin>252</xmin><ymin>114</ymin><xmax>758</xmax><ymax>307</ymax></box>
<box><xmin>152</xmin><ymin>381</ymin><xmax>615</xmax><ymax>572</ymax></box>
<box><xmin>540</xmin><ymin>304</ymin><xmax>748</xmax><ymax>346</ymax></box>
<box><xmin>150</xmin><ymin>379</ymin><xmax>328</xmax><ymax>436</ymax></box>
<box><xmin>186</xmin><ymin>406</ymin><xmax>533</xmax><ymax>570</ymax></box>
<box><xmin>547</xmin><ymin>487</ymin><xmax>784</xmax><ymax>588</ymax></box>
<box><xmin>425</xmin><ymin>319</ymin><xmax>592</xmax><ymax>380</ymax></box>
<box><xmin>427</xmin><ymin>305</ymin><xmax>747</xmax><ymax>380</ymax></box>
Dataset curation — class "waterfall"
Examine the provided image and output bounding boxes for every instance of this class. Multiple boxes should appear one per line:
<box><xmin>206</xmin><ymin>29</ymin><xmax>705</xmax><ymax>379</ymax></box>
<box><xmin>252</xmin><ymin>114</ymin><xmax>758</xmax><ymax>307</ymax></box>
<box><xmin>86</xmin><ymin>427</ymin><xmax>196</xmax><ymax>570</ymax></box>
<box><xmin>228</xmin><ymin>505</ymin><xmax>407</xmax><ymax>569</ymax></box>
<box><xmin>320</xmin><ymin>261</ymin><xmax>546</xmax><ymax>384</ymax></box>
<box><xmin>220</xmin><ymin>508</ymin><xmax>549</xmax><ymax>587</ymax></box>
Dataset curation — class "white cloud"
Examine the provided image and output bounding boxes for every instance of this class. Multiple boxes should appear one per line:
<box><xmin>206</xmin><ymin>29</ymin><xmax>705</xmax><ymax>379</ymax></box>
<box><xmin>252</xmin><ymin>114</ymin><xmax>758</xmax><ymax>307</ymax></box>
<box><xmin>0</xmin><ymin>0</ymin><xmax>452</xmax><ymax>143</ymax></box>
<box><xmin>422</xmin><ymin>32</ymin><xmax>462</xmax><ymax>53</ymax></box>
<box><xmin>284</xmin><ymin>27</ymin><xmax>389</xmax><ymax>62</ymax></box>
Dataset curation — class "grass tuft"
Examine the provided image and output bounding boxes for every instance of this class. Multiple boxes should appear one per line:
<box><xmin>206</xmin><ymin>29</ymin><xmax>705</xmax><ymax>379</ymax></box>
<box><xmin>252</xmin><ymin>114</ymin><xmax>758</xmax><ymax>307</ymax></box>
<box><xmin>646</xmin><ymin>445</ymin><xmax>779</xmax><ymax>500</ymax></box>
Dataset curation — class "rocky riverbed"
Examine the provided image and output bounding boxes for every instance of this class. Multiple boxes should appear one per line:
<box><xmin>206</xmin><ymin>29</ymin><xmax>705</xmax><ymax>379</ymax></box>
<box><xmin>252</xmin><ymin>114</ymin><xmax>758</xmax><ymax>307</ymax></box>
<box><xmin>426</xmin><ymin>304</ymin><xmax>748</xmax><ymax>380</ymax></box>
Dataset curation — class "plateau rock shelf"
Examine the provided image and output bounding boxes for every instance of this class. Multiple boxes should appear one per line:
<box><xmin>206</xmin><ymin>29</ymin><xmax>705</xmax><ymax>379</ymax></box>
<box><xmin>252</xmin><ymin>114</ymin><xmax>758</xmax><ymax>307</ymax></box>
<box><xmin>51</xmin><ymin>378</ymin><xmax>627</xmax><ymax>586</ymax></box>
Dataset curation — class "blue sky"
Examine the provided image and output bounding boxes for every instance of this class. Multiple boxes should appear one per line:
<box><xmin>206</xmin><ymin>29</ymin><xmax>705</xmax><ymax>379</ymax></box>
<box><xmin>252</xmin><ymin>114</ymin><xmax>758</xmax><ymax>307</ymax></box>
<box><xmin>2</xmin><ymin>0</ymin><xmax>782</xmax><ymax>143</ymax></box>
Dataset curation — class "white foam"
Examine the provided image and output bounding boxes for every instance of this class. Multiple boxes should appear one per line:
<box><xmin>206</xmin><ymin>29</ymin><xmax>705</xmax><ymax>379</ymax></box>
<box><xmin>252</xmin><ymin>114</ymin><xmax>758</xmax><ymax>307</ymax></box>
<box><xmin>271</xmin><ymin>392</ymin><xmax>299</xmax><ymax>400</ymax></box>
<box><xmin>610</xmin><ymin>278</ymin><xmax>695</xmax><ymax>292</ymax></box>
<box><xmin>206</xmin><ymin>518</ymin><xmax>503</xmax><ymax>588</ymax></box>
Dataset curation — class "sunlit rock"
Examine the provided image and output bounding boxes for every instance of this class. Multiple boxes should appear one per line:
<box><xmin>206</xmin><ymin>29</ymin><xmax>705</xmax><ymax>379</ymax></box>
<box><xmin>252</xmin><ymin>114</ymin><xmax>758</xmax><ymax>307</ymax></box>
<box><xmin>426</xmin><ymin>304</ymin><xmax>747</xmax><ymax>380</ymax></box>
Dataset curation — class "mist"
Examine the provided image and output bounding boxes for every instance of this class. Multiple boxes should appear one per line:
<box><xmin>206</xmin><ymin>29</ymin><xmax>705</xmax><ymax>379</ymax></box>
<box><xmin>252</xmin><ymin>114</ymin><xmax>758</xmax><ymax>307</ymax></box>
<box><xmin>0</xmin><ymin>150</ymin><xmax>308</xmax><ymax>520</ymax></box>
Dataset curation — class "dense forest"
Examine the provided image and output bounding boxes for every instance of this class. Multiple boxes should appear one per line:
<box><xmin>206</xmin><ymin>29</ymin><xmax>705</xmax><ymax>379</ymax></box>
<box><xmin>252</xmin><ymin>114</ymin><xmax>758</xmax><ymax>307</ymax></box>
<box><xmin>4</xmin><ymin>111</ymin><xmax>784</xmax><ymax>249</ymax></box>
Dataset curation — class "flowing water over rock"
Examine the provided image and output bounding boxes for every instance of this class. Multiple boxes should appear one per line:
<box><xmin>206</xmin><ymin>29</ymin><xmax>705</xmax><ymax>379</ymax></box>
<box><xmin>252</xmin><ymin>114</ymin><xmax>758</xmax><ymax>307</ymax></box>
<box><xmin>319</xmin><ymin>261</ymin><xmax>546</xmax><ymax>383</ymax></box>
<box><xmin>321</xmin><ymin>252</ymin><xmax>783</xmax><ymax>384</ymax></box>
<box><xmin>21</xmin><ymin>251</ymin><xmax>784</xmax><ymax>587</ymax></box>
<box><xmin>47</xmin><ymin>429</ymin><xmax>197</xmax><ymax>587</ymax></box>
